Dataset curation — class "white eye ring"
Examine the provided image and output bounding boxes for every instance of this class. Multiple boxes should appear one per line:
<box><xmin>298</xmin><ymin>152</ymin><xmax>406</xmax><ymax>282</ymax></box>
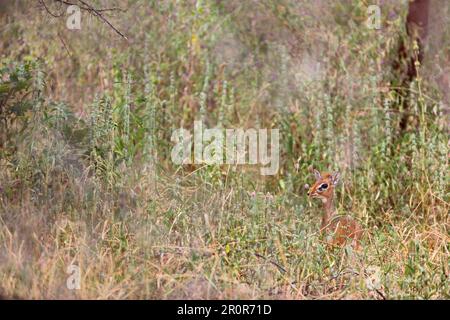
<box><xmin>318</xmin><ymin>183</ymin><xmax>328</xmax><ymax>191</ymax></box>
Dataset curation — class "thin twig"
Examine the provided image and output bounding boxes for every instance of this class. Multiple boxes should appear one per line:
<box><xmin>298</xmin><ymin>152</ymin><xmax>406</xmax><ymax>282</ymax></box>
<box><xmin>38</xmin><ymin>0</ymin><xmax>64</xmax><ymax>17</ymax></box>
<box><xmin>53</xmin><ymin>0</ymin><xmax>125</xmax><ymax>12</ymax></box>
<box><xmin>77</xmin><ymin>0</ymin><xmax>128</xmax><ymax>40</ymax></box>
<box><xmin>57</xmin><ymin>32</ymin><xmax>72</xmax><ymax>57</ymax></box>
<box><xmin>39</xmin><ymin>0</ymin><xmax>128</xmax><ymax>40</ymax></box>
<box><xmin>254</xmin><ymin>252</ymin><xmax>287</xmax><ymax>274</ymax></box>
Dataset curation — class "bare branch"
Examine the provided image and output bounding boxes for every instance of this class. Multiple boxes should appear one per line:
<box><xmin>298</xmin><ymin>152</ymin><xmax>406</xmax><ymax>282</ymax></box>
<box><xmin>77</xmin><ymin>0</ymin><xmax>128</xmax><ymax>40</ymax></box>
<box><xmin>53</xmin><ymin>0</ymin><xmax>125</xmax><ymax>13</ymax></box>
<box><xmin>38</xmin><ymin>0</ymin><xmax>64</xmax><ymax>17</ymax></box>
<box><xmin>39</xmin><ymin>0</ymin><xmax>128</xmax><ymax>40</ymax></box>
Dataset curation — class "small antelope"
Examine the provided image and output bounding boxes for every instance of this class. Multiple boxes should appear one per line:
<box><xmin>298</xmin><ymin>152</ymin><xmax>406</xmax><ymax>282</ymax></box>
<box><xmin>306</xmin><ymin>169</ymin><xmax>363</xmax><ymax>249</ymax></box>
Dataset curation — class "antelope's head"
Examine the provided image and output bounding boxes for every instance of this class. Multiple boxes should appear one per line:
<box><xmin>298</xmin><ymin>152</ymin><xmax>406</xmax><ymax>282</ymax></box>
<box><xmin>306</xmin><ymin>169</ymin><xmax>340</xmax><ymax>202</ymax></box>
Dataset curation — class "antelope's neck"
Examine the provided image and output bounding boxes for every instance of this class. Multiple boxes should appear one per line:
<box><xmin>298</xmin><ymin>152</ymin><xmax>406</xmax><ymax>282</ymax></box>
<box><xmin>321</xmin><ymin>197</ymin><xmax>336</xmax><ymax>229</ymax></box>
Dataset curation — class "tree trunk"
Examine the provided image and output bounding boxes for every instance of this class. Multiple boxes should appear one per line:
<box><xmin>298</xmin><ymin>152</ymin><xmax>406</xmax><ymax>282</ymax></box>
<box><xmin>394</xmin><ymin>0</ymin><xmax>430</xmax><ymax>133</ymax></box>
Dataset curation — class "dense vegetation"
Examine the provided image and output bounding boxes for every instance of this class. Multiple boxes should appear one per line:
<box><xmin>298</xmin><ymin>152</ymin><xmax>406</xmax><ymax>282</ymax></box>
<box><xmin>0</xmin><ymin>0</ymin><xmax>448</xmax><ymax>299</ymax></box>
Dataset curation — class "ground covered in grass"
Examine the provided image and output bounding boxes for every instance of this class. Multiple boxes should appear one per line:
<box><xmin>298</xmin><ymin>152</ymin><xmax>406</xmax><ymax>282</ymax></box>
<box><xmin>0</xmin><ymin>1</ymin><xmax>448</xmax><ymax>299</ymax></box>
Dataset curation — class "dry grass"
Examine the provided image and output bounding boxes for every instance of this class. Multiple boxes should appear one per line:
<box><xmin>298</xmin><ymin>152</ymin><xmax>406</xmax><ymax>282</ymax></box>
<box><xmin>0</xmin><ymin>0</ymin><xmax>448</xmax><ymax>299</ymax></box>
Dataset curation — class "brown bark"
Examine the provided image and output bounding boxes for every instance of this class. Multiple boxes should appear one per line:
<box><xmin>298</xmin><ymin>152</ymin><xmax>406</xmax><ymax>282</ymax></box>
<box><xmin>394</xmin><ymin>0</ymin><xmax>430</xmax><ymax>133</ymax></box>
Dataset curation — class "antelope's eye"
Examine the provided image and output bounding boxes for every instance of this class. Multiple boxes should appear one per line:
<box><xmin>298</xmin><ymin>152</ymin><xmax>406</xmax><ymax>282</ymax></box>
<box><xmin>318</xmin><ymin>183</ymin><xmax>328</xmax><ymax>190</ymax></box>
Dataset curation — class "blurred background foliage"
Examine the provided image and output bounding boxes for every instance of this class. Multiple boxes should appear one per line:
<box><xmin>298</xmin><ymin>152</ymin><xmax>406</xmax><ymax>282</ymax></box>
<box><xmin>0</xmin><ymin>0</ymin><xmax>448</xmax><ymax>299</ymax></box>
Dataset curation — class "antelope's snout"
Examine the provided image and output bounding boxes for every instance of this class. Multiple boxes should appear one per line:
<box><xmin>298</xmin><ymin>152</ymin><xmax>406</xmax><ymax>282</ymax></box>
<box><xmin>307</xmin><ymin>186</ymin><xmax>318</xmax><ymax>198</ymax></box>
<box><xmin>307</xmin><ymin>189</ymin><xmax>318</xmax><ymax>198</ymax></box>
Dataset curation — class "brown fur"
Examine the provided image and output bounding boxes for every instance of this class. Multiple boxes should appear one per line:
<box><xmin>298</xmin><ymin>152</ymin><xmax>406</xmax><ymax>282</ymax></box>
<box><xmin>307</xmin><ymin>170</ymin><xmax>363</xmax><ymax>249</ymax></box>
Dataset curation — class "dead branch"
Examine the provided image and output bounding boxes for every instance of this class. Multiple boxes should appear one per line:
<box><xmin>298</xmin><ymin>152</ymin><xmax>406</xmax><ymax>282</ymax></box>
<box><xmin>38</xmin><ymin>0</ymin><xmax>128</xmax><ymax>40</ymax></box>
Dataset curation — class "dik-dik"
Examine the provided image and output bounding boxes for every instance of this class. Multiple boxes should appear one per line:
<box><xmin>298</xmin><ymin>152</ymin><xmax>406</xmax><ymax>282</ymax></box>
<box><xmin>306</xmin><ymin>169</ymin><xmax>363</xmax><ymax>249</ymax></box>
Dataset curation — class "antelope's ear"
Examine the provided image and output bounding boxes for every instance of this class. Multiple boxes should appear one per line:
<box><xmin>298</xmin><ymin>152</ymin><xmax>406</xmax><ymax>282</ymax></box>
<box><xmin>331</xmin><ymin>171</ymin><xmax>341</xmax><ymax>186</ymax></box>
<box><xmin>313</xmin><ymin>169</ymin><xmax>321</xmax><ymax>180</ymax></box>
